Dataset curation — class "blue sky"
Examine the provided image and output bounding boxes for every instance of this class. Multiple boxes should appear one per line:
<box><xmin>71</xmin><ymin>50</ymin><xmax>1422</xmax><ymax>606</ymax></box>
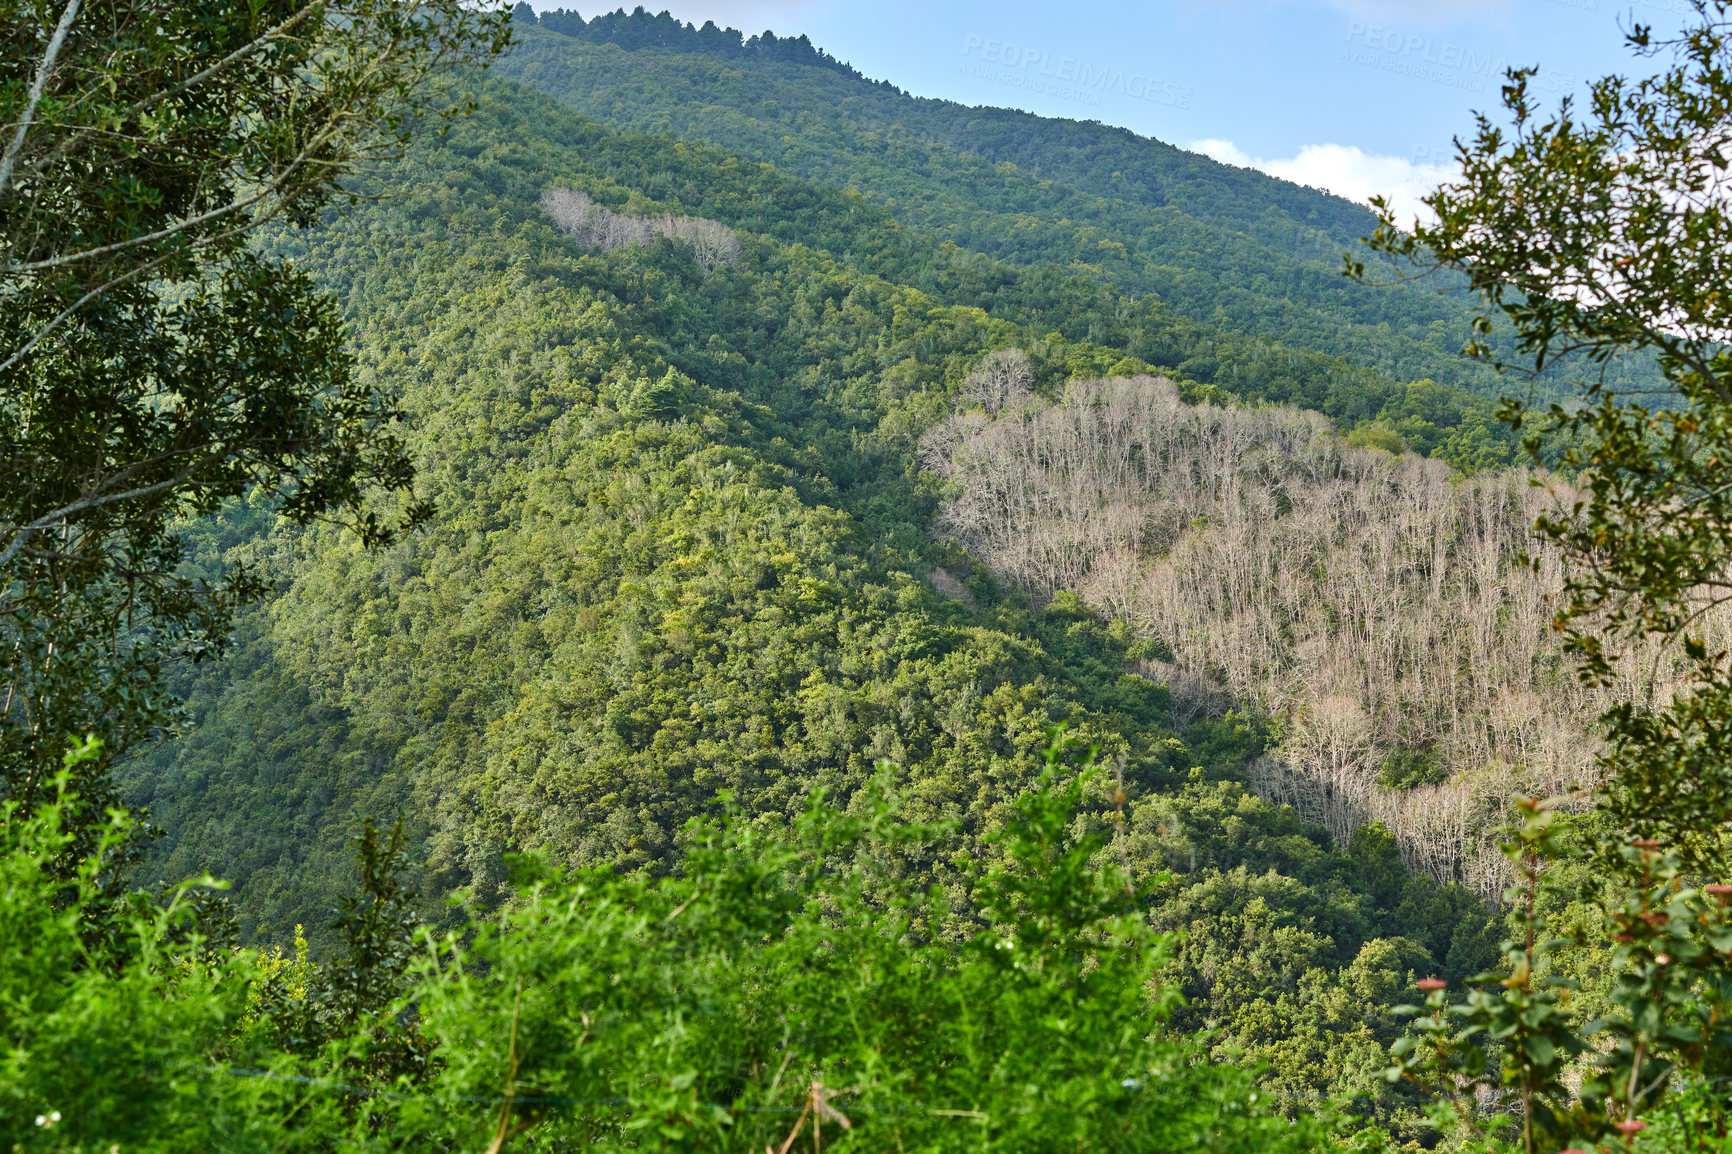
<box><xmin>529</xmin><ymin>0</ymin><xmax>1695</xmax><ymax>221</ymax></box>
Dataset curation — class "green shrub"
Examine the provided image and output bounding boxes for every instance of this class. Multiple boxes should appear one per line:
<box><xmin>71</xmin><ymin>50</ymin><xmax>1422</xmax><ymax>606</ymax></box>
<box><xmin>5</xmin><ymin>736</ymin><xmax>1330</xmax><ymax>1153</ymax></box>
<box><xmin>1377</xmin><ymin>747</ymin><xmax>1446</xmax><ymax>790</ymax></box>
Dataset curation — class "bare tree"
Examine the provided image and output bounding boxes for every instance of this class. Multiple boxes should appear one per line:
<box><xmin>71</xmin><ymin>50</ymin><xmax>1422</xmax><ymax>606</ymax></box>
<box><xmin>925</xmin><ymin>374</ymin><xmax>1716</xmax><ymax>895</ymax></box>
<box><xmin>961</xmin><ymin>348</ymin><xmax>1035</xmax><ymax>414</ymax></box>
<box><xmin>916</xmin><ymin>411</ymin><xmax>988</xmax><ymax>478</ymax></box>
<box><xmin>541</xmin><ymin>187</ymin><xmax>741</xmax><ymax>271</ymax></box>
<box><xmin>660</xmin><ymin>214</ymin><xmax>744</xmax><ymax>271</ymax></box>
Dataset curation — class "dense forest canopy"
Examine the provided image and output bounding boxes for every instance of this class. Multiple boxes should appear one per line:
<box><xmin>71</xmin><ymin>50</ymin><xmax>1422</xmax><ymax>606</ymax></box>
<box><xmin>10</xmin><ymin>0</ymin><xmax>1732</xmax><ymax>1149</ymax></box>
<box><xmin>0</xmin><ymin>0</ymin><xmax>510</xmax><ymax>865</ymax></box>
<box><xmin>85</xmin><ymin>76</ymin><xmax>1520</xmax><ymax>1128</ymax></box>
<box><xmin>499</xmin><ymin>6</ymin><xmax>1662</xmax><ymax>403</ymax></box>
<box><xmin>524</xmin><ymin>2</ymin><xmax>887</xmax><ymax>86</ymax></box>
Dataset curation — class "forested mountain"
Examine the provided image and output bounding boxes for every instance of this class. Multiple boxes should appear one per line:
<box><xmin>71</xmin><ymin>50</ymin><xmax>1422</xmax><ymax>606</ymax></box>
<box><xmin>924</xmin><ymin>376</ymin><xmax>1620</xmax><ymax>895</ymax></box>
<box><xmin>20</xmin><ymin>1</ymin><xmax>1732</xmax><ymax>1146</ymax></box>
<box><xmin>499</xmin><ymin>8</ymin><xmax>1658</xmax><ymax>400</ymax></box>
<box><xmin>110</xmin><ymin>76</ymin><xmax>1513</xmax><ymax>1126</ymax></box>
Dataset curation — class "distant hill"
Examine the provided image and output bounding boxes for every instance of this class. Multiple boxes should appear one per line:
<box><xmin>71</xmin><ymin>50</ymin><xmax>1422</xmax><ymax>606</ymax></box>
<box><xmin>498</xmin><ymin>9</ymin><xmax>1654</xmax><ymax>400</ymax></box>
<box><xmin>110</xmin><ymin>65</ymin><xmax>1536</xmax><ymax>1121</ymax></box>
<box><xmin>523</xmin><ymin>3</ymin><xmax>895</xmax><ymax>88</ymax></box>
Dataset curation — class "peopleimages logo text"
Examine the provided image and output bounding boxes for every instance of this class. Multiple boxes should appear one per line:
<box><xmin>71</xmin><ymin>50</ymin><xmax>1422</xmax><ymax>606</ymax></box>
<box><xmin>1343</xmin><ymin>22</ymin><xmax>1574</xmax><ymax>95</ymax></box>
<box><xmin>960</xmin><ymin>36</ymin><xmax>1193</xmax><ymax>109</ymax></box>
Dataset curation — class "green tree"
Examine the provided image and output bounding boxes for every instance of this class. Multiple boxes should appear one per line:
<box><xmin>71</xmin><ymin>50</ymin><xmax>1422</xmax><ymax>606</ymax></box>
<box><xmin>4</xmin><ymin>735</ymin><xmax>1332</xmax><ymax>1153</ymax></box>
<box><xmin>402</xmin><ymin>736</ymin><xmax>1324</xmax><ymax>1153</ymax></box>
<box><xmin>0</xmin><ymin>742</ymin><xmax>277</xmax><ymax>1152</ymax></box>
<box><xmin>1358</xmin><ymin>0</ymin><xmax>1732</xmax><ymax>1141</ymax></box>
<box><xmin>0</xmin><ymin>0</ymin><xmax>511</xmax><ymax>843</ymax></box>
<box><xmin>1356</xmin><ymin>0</ymin><xmax>1732</xmax><ymax>872</ymax></box>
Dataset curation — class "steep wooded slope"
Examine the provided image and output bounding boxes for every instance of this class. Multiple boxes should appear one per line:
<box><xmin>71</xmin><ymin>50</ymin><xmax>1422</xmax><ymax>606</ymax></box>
<box><xmin>923</xmin><ymin>374</ymin><xmax>1721</xmax><ymax>897</ymax></box>
<box><xmin>121</xmin><ymin>85</ymin><xmax>1494</xmax><ymax>1124</ymax></box>
<box><xmin>498</xmin><ymin>10</ymin><xmax>1657</xmax><ymax>401</ymax></box>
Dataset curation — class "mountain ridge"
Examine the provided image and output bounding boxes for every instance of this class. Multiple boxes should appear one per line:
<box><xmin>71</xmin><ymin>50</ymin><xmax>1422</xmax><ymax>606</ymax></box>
<box><xmin>117</xmin><ymin>56</ymin><xmax>1515</xmax><ymax>1123</ymax></box>
<box><xmin>499</xmin><ymin>8</ymin><xmax>1659</xmax><ymax>403</ymax></box>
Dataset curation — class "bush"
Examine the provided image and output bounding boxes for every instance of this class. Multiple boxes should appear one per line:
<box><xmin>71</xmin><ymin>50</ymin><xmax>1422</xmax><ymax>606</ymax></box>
<box><xmin>5</xmin><ymin>736</ymin><xmax>1329</xmax><ymax>1153</ymax></box>
<box><xmin>1377</xmin><ymin>747</ymin><xmax>1446</xmax><ymax>790</ymax></box>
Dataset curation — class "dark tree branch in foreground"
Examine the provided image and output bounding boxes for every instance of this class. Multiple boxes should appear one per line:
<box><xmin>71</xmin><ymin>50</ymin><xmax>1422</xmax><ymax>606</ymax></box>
<box><xmin>0</xmin><ymin>0</ymin><xmax>511</xmax><ymax>845</ymax></box>
<box><xmin>1353</xmin><ymin>0</ymin><xmax>1732</xmax><ymax>869</ymax></box>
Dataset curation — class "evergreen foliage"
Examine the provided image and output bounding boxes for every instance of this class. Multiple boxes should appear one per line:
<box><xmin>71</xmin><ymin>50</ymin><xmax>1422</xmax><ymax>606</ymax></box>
<box><xmin>26</xmin><ymin>1</ymin><xmax>1727</xmax><ymax>1144</ymax></box>
<box><xmin>499</xmin><ymin>10</ymin><xmax>1659</xmax><ymax>403</ymax></box>
<box><xmin>0</xmin><ymin>0</ymin><xmax>512</xmax><ymax>861</ymax></box>
<box><xmin>4</xmin><ymin>738</ymin><xmax>1330</xmax><ymax>1153</ymax></box>
<box><xmin>532</xmin><ymin>4</ymin><xmax>888</xmax><ymax>88</ymax></box>
<box><xmin>109</xmin><ymin>86</ymin><xmax>1502</xmax><ymax>1120</ymax></box>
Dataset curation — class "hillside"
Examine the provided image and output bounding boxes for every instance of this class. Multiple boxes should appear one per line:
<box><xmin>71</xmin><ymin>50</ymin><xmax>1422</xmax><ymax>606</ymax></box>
<box><xmin>923</xmin><ymin>375</ymin><xmax>1612</xmax><ymax>894</ymax></box>
<box><xmin>117</xmin><ymin>79</ymin><xmax>1503</xmax><ymax>1126</ymax></box>
<box><xmin>498</xmin><ymin>9</ymin><xmax>1658</xmax><ymax>401</ymax></box>
<box><xmin>22</xmin><ymin>2</ymin><xmax>1732</xmax><ymax>1147</ymax></box>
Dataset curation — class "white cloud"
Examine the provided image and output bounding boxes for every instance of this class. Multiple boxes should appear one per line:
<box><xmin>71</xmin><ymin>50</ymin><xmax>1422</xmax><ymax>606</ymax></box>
<box><xmin>1190</xmin><ymin>138</ymin><xmax>1456</xmax><ymax>225</ymax></box>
